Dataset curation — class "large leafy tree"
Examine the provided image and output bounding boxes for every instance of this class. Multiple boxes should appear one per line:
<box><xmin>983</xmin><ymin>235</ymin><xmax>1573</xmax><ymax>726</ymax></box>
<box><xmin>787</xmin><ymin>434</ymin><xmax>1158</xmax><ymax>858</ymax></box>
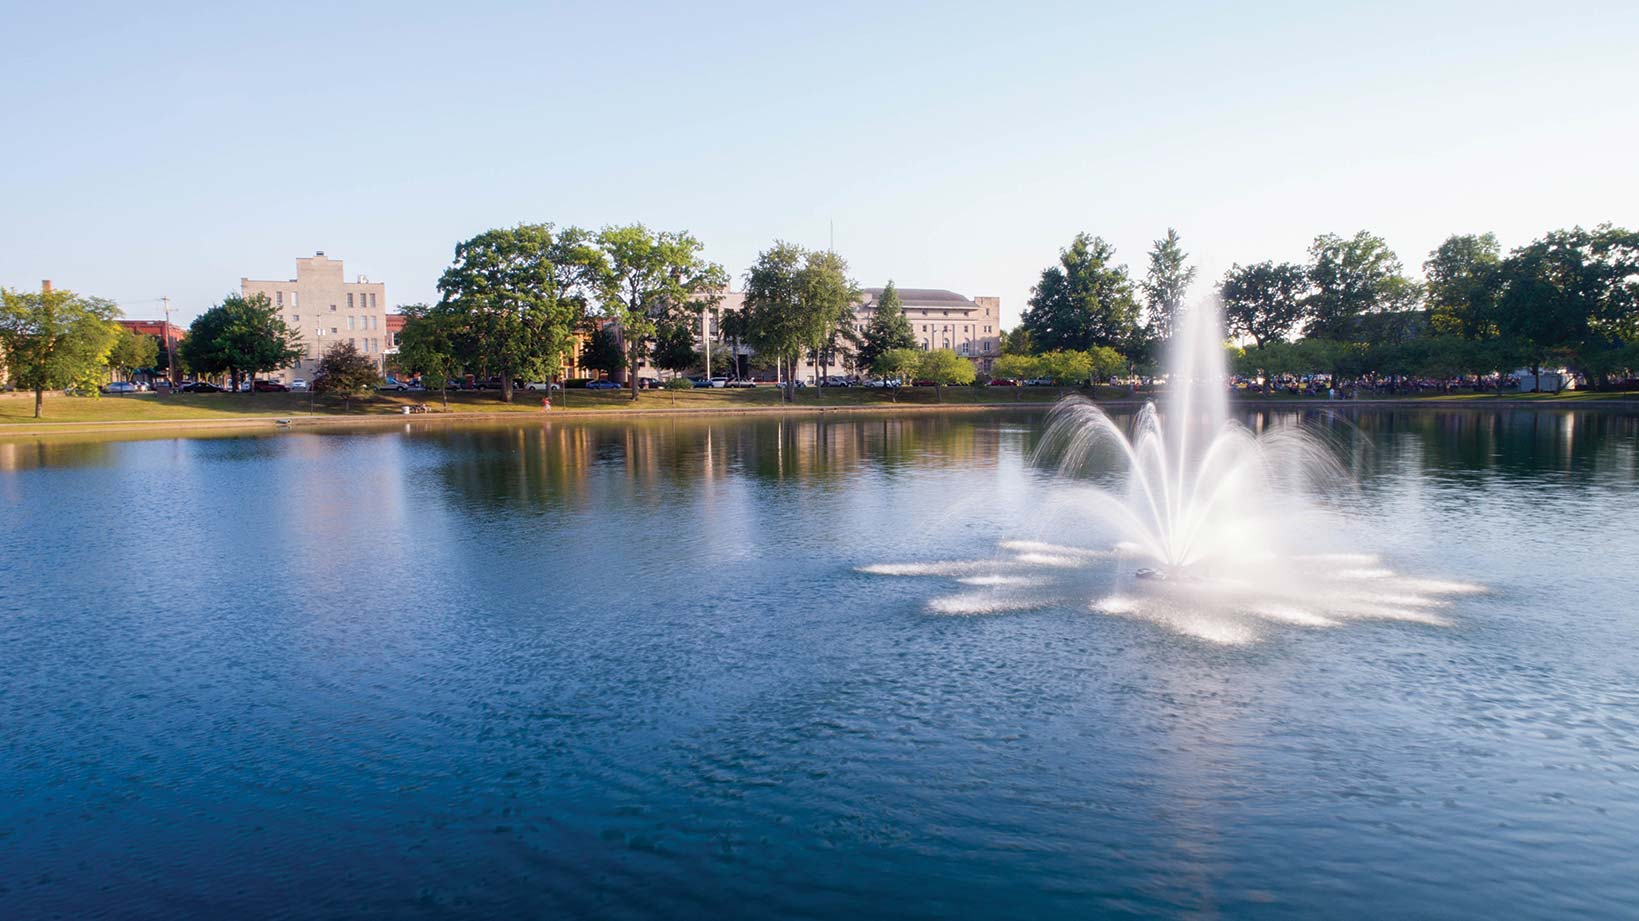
<box><xmin>743</xmin><ymin>241</ymin><xmax>812</xmax><ymax>402</ymax></box>
<box><xmin>579</xmin><ymin>325</ymin><xmax>626</xmax><ymax>378</ymax></box>
<box><xmin>1303</xmin><ymin>231</ymin><xmax>1421</xmax><ymax>341</ymax></box>
<box><xmin>1021</xmin><ymin>233</ymin><xmax>1142</xmax><ymax>352</ymax></box>
<box><xmin>1424</xmin><ymin>233</ymin><xmax>1503</xmax><ymax>339</ymax></box>
<box><xmin>395</xmin><ymin>302</ymin><xmax>463</xmax><ymax>407</ymax></box>
<box><xmin>437</xmin><ymin>223</ymin><xmax>600</xmax><ymax>403</ymax></box>
<box><xmin>107</xmin><ymin>327</ymin><xmax>160</xmax><ymax>381</ymax></box>
<box><xmin>313</xmin><ymin>340</ymin><xmax>380</xmax><ymax>411</ymax></box>
<box><xmin>595</xmin><ymin>224</ymin><xmax>727</xmax><ymax>400</ymax></box>
<box><xmin>651</xmin><ymin>322</ymin><xmax>698</xmax><ymax>379</ymax></box>
<box><xmin>874</xmin><ymin>347</ymin><xmax>922</xmax><ymax>402</ymax></box>
<box><xmin>917</xmin><ymin>347</ymin><xmax>976</xmax><ymax>402</ymax></box>
<box><xmin>0</xmin><ymin>286</ymin><xmax>122</xmax><ymax>417</ymax></box>
<box><xmin>1140</xmin><ymin>228</ymin><xmax>1196</xmax><ymax>342</ymax></box>
<box><xmin>857</xmin><ymin>280</ymin><xmax>916</xmax><ymax>374</ymax></box>
<box><xmin>1496</xmin><ymin>225</ymin><xmax>1639</xmax><ymax>389</ymax></box>
<box><xmin>799</xmin><ymin>248</ymin><xmax>861</xmax><ymax>392</ymax></box>
<box><xmin>180</xmin><ymin>292</ymin><xmax>303</xmax><ymax>395</ymax></box>
<box><xmin>1219</xmin><ymin>261</ymin><xmax>1307</xmax><ymax>348</ymax></box>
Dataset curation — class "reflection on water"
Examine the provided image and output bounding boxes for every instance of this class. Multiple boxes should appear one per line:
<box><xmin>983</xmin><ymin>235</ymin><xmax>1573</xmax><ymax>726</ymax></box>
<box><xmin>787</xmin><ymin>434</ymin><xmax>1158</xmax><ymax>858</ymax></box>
<box><xmin>1</xmin><ymin>408</ymin><xmax>1637</xmax><ymax>919</ymax></box>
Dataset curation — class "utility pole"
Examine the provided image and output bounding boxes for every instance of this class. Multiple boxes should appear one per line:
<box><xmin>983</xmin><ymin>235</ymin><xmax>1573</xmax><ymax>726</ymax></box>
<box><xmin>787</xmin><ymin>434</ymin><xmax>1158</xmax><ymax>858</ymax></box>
<box><xmin>162</xmin><ymin>296</ymin><xmax>178</xmax><ymax>386</ymax></box>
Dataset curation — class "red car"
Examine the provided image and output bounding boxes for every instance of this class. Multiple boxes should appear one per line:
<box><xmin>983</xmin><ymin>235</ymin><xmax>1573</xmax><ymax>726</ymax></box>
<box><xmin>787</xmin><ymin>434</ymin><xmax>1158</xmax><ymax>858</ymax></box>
<box><xmin>252</xmin><ymin>380</ymin><xmax>289</xmax><ymax>392</ymax></box>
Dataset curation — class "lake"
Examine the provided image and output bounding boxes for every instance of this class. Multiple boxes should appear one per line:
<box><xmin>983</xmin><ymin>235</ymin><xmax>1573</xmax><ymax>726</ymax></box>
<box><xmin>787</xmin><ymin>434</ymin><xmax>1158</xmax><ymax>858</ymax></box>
<box><xmin>2</xmin><ymin>407</ymin><xmax>1637</xmax><ymax>919</ymax></box>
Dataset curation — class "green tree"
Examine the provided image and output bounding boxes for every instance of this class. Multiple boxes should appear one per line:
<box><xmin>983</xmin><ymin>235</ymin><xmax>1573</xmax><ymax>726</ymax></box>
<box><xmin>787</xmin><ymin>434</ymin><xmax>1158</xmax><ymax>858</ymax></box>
<box><xmin>1140</xmin><ymin>228</ymin><xmax>1196</xmax><ymax>342</ymax></box>
<box><xmin>1086</xmin><ymin>345</ymin><xmax>1126</xmax><ymax>384</ymax></box>
<box><xmin>875</xmin><ymin>347</ymin><xmax>922</xmax><ymax>402</ymax></box>
<box><xmin>313</xmin><ymin>340</ymin><xmax>380</xmax><ymax>410</ymax></box>
<box><xmin>1039</xmin><ymin>349</ymin><xmax>1093</xmax><ymax>387</ymax></box>
<box><xmin>917</xmin><ymin>347</ymin><xmax>976</xmax><ymax>402</ymax></box>
<box><xmin>595</xmin><ymin>223</ymin><xmax>727</xmax><ymax>401</ymax></box>
<box><xmin>1303</xmin><ymin>231</ymin><xmax>1420</xmax><ymax>341</ymax></box>
<box><xmin>0</xmin><ymin>286</ymin><xmax>122</xmax><ymax>417</ymax></box>
<box><xmin>107</xmin><ymin>327</ymin><xmax>159</xmax><ymax>381</ymax></box>
<box><xmin>580</xmin><ymin>324</ymin><xmax>626</xmax><ymax>379</ymax></box>
<box><xmin>743</xmin><ymin>241</ymin><xmax>811</xmax><ymax>402</ymax></box>
<box><xmin>180</xmin><ymin>292</ymin><xmax>303</xmax><ymax>395</ymax></box>
<box><xmin>1424</xmin><ymin>233</ymin><xmax>1503</xmax><ymax>339</ymax></box>
<box><xmin>1220</xmin><ymin>261</ymin><xmax>1306</xmax><ymax>348</ymax></box>
<box><xmin>999</xmin><ymin>326</ymin><xmax>1035</xmax><ymax>355</ymax></box>
<box><xmin>651</xmin><ymin>321</ymin><xmax>698</xmax><ymax>379</ymax></box>
<box><xmin>799</xmin><ymin>248</ymin><xmax>861</xmax><ymax>395</ymax></box>
<box><xmin>437</xmin><ymin>223</ymin><xmax>600</xmax><ymax>403</ymax></box>
<box><xmin>1021</xmin><ymin>233</ymin><xmax>1142</xmax><ymax>353</ymax></box>
<box><xmin>1496</xmin><ymin>225</ymin><xmax>1639</xmax><ymax>390</ymax></box>
<box><xmin>858</xmin><ymin>280</ymin><xmax>917</xmax><ymax>371</ymax></box>
<box><xmin>395</xmin><ymin>302</ymin><xmax>463</xmax><ymax>408</ymax></box>
<box><xmin>990</xmin><ymin>353</ymin><xmax>1039</xmax><ymax>399</ymax></box>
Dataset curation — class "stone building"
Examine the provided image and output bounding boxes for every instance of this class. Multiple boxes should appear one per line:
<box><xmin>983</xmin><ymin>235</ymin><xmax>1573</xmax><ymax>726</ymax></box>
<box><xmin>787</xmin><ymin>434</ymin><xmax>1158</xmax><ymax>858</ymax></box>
<box><xmin>242</xmin><ymin>252</ymin><xmax>388</xmax><ymax>385</ymax></box>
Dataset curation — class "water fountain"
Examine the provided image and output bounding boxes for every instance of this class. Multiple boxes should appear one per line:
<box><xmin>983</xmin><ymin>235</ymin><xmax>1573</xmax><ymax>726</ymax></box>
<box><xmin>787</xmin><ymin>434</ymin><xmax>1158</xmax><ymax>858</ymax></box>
<box><xmin>864</xmin><ymin>299</ymin><xmax>1481</xmax><ymax>643</ymax></box>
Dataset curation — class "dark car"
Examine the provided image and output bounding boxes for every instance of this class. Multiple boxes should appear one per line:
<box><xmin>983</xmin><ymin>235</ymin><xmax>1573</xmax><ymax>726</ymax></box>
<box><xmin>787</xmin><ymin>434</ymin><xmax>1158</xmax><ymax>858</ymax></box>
<box><xmin>585</xmin><ymin>379</ymin><xmax>621</xmax><ymax>390</ymax></box>
<box><xmin>988</xmin><ymin>378</ymin><xmax>1019</xmax><ymax>387</ymax></box>
<box><xmin>252</xmin><ymin>380</ymin><xmax>288</xmax><ymax>392</ymax></box>
<box><xmin>181</xmin><ymin>381</ymin><xmax>223</xmax><ymax>393</ymax></box>
<box><xmin>912</xmin><ymin>379</ymin><xmax>936</xmax><ymax>387</ymax></box>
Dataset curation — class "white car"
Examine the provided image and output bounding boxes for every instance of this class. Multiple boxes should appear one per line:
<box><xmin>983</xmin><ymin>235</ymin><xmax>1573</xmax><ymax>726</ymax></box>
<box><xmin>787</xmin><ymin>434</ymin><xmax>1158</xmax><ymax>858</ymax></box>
<box><xmin>523</xmin><ymin>381</ymin><xmax>560</xmax><ymax>391</ymax></box>
<box><xmin>289</xmin><ymin>379</ymin><xmax>309</xmax><ymax>392</ymax></box>
<box><xmin>708</xmin><ymin>377</ymin><xmax>729</xmax><ymax>388</ymax></box>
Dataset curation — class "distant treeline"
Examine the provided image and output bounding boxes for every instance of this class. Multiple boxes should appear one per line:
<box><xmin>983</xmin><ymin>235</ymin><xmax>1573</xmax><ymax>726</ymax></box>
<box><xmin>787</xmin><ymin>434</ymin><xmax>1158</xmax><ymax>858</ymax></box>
<box><xmin>1011</xmin><ymin>226</ymin><xmax>1639</xmax><ymax>388</ymax></box>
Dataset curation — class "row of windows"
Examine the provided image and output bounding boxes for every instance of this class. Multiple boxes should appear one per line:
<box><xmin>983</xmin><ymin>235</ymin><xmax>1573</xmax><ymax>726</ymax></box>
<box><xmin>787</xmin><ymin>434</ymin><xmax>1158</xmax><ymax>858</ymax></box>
<box><xmin>272</xmin><ymin>291</ymin><xmax>378</xmax><ymax>309</ymax></box>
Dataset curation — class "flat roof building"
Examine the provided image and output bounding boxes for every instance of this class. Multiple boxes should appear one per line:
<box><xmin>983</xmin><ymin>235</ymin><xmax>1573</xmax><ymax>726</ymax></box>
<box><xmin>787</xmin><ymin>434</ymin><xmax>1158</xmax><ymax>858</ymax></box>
<box><xmin>242</xmin><ymin>252</ymin><xmax>387</xmax><ymax>384</ymax></box>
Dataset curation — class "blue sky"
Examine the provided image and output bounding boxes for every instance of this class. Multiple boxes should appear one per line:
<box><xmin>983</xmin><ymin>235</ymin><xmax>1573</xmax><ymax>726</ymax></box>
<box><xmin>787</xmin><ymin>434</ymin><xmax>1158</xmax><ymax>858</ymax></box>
<box><xmin>3</xmin><ymin>0</ymin><xmax>1635</xmax><ymax>326</ymax></box>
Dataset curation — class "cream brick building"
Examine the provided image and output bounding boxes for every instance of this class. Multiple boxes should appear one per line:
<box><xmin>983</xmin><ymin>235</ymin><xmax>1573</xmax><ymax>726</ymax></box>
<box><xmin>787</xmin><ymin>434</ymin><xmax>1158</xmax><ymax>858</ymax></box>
<box><xmin>242</xmin><ymin>252</ymin><xmax>388</xmax><ymax>385</ymax></box>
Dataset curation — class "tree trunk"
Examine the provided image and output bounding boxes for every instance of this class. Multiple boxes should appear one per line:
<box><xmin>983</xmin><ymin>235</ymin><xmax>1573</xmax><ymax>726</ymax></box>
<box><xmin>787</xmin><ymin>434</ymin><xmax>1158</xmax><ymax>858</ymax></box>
<box><xmin>500</xmin><ymin>372</ymin><xmax>513</xmax><ymax>403</ymax></box>
<box><xmin>34</xmin><ymin>385</ymin><xmax>43</xmax><ymax>418</ymax></box>
<box><xmin>441</xmin><ymin>383</ymin><xmax>448</xmax><ymax>409</ymax></box>
<box><xmin>935</xmin><ymin>383</ymin><xmax>943</xmax><ymax>403</ymax></box>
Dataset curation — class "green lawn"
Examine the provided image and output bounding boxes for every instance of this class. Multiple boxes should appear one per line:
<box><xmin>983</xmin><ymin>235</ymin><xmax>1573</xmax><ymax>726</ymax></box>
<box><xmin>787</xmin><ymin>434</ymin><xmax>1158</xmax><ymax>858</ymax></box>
<box><xmin>0</xmin><ymin>384</ymin><xmax>1087</xmax><ymax>425</ymax></box>
<box><xmin>5</xmin><ymin>383</ymin><xmax>1634</xmax><ymax>426</ymax></box>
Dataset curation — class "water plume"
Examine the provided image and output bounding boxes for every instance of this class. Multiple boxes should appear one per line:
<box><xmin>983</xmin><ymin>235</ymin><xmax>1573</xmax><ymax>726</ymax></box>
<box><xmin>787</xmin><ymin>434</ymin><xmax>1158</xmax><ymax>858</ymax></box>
<box><xmin>865</xmin><ymin>298</ymin><xmax>1482</xmax><ymax>644</ymax></box>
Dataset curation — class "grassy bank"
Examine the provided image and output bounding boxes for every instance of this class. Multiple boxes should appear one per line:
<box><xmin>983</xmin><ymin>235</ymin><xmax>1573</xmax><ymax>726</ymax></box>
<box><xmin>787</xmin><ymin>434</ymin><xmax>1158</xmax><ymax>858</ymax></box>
<box><xmin>0</xmin><ymin>385</ymin><xmax>1084</xmax><ymax>426</ymax></box>
<box><xmin>3</xmin><ymin>384</ymin><xmax>1635</xmax><ymax>429</ymax></box>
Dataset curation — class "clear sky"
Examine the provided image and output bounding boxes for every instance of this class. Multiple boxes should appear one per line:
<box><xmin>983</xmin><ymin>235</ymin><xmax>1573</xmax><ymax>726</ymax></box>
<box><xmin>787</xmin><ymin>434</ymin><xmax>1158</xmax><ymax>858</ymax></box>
<box><xmin>3</xmin><ymin>0</ymin><xmax>1635</xmax><ymax>327</ymax></box>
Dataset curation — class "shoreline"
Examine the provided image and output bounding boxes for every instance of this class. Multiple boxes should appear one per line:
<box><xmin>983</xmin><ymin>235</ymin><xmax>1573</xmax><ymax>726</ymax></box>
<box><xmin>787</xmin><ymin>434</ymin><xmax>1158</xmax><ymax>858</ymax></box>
<box><xmin>1</xmin><ymin>394</ymin><xmax>1636</xmax><ymax>439</ymax></box>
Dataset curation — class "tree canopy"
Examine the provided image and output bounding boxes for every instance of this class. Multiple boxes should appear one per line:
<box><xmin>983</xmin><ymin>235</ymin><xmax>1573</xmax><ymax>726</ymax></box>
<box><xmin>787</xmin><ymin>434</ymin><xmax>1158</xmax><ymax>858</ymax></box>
<box><xmin>1021</xmin><ymin>233</ymin><xmax>1142</xmax><ymax>353</ymax></box>
<box><xmin>1220</xmin><ymin>261</ymin><xmax>1307</xmax><ymax>348</ymax></box>
<box><xmin>313</xmin><ymin>340</ymin><xmax>380</xmax><ymax>409</ymax></box>
<box><xmin>180</xmin><ymin>292</ymin><xmax>303</xmax><ymax>394</ymax></box>
<box><xmin>858</xmin><ymin>279</ymin><xmax>916</xmax><ymax>372</ymax></box>
<box><xmin>436</xmin><ymin>223</ymin><xmax>600</xmax><ymax>402</ymax></box>
<box><xmin>1140</xmin><ymin>228</ymin><xmax>1196</xmax><ymax>342</ymax></box>
<box><xmin>595</xmin><ymin>224</ymin><xmax>726</xmax><ymax>400</ymax></box>
<box><xmin>394</xmin><ymin>302</ymin><xmax>464</xmax><ymax>405</ymax></box>
<box><xmin>1303</xmin><ymin>231</ymin><xmax>1421</xmax><ymax>341</ymax></box>
<box><xmin>0</xmin><ymin>286</ymin><xmax>122</xmax><ymax>417</ymax></box>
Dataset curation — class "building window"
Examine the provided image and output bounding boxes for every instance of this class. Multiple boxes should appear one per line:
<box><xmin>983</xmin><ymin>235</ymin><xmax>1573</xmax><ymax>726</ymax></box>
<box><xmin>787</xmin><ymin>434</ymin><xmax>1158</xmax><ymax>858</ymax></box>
<box><xmin>348</xmin><ymin>293</ymin><xmax>355</xmax><ymax>308</ymax></box>
<box><xmin>370</xmin><ymin>293</ymin><xmax>377</xmax><ymax>309</ymax></box>
<box><xmin>330</xmin><ymin>304</ymin><xmax>337</xmax><ymax>311</ymax></box>
<box><xmin>291</xmin><ymin>292</ymin><xmax>298</xmax><ymax>307</ymax></box>
<box><xmin>293</xmin><ymin>314</ymin><xmax>300</xmax><ymax>322</ymax></box>
<box><xmin>275</xmin><ymin>291</ymin><xmax>283</xmax><ymax>306</ymax></box>
<box><xmin>330</xmin><ymin>327</ymin><xmax>337</xmax><ymax>335</ymax></box>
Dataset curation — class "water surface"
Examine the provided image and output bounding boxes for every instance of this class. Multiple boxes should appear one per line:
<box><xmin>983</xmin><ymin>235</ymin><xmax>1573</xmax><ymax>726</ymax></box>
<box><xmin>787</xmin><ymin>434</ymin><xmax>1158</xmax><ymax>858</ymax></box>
<box><xmin>2</xmin><ymin>409</ymin><xmax>1637</xmax><ymax>918</ymax></box>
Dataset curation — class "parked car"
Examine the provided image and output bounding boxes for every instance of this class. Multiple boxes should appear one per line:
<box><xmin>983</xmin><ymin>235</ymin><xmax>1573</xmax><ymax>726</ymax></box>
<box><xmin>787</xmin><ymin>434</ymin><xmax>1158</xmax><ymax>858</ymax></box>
<box><xmin>727</xmin><ymin>378</ymin><xmax>756</xmax><ymax>388</ymax></box>
<box><xmin>253</xmin><ymin>380</ymin><xmax>289</xmax><ymax>392</ymax></box>
<box><xmin>377</xmin><ymin>379</ymin><xmax>411</xmax><ymax>392</ymax></box>
<box><xmin>708</xmin><ymin>377</ymin><xmax>730</xmax><ymax>388</ymax></box>
<box><xmin>1025</xmin><ymin>377</ymin><xmax>1055</xmax><ymax>386</ymax></box>
<box><xmin>522</xmin><ymin>381</ymin><xmax>560</xmax><ymax>392</ymax></box>
<box><xmin>289</xmin><ymin>379</ymin><xmax>308</xmax><ymax>392</ymax></box>
<box><xmin>640</xmin><ymin>378</ymin><xmax>662</xmax><ymax>390</ymax></box>
<box><xmin>988</xmin><ymin>378</ymin><xmax>1019</xmax><ymax>387</ymax></box>
<box><xmin>585</xmin><ymin>379</ymin><xmax>621</xmax><ymax>390</ymax></box>
<box><xmin>181</xmin><ymin>381</ymin><xmax>223</xmax><ymax>393</ymax></box>
<box><xmin>101</xmin><ymin>381</ymin><xmax>141</xmax><ymax>395</ymax></box>
<box><xmin>911</xmin><ymin>379</ymin><xmax>936</xmax><ymax>387</ymax></box>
